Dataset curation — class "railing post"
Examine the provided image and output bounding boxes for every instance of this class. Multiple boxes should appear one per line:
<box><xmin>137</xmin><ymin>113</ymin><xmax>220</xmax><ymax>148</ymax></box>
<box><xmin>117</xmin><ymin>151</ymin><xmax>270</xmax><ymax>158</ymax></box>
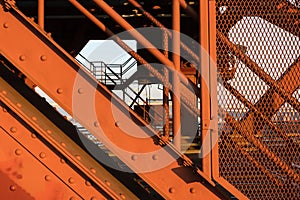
<box><xmin>163</xmin><ymin>30</ymin><xmax>170</xmax><ymax>139</ymax></box>
<box><xmin>200</xmin><ymin>0</ymin><xmax>212</xmax><ymax>178</ymax></box>
<box><xmin>172</xmin><ymin>0</ymin><xmax>181</xmax><ymax>149</ymax></box>
<box><xmin>38</xmin><ymin>0</ymin><xmax>44</xmax><ymax>29</ymax></box>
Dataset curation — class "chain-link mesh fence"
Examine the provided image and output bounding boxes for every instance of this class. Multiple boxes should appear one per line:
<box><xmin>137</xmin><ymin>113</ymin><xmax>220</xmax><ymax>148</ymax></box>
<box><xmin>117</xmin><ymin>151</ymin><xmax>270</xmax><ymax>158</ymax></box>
<box><xmin>216</xmin><ymin>0</ymin><xmax>300</xmax><ymax>199</ymax></box>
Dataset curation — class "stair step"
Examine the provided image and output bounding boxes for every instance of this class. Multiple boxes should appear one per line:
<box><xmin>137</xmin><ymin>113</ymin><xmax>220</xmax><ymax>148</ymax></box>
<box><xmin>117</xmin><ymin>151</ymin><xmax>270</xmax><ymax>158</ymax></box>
<box><xmin>105</xmin><ymin>84</ymin><xmax>116</xmax><ymax>90</ymax></box>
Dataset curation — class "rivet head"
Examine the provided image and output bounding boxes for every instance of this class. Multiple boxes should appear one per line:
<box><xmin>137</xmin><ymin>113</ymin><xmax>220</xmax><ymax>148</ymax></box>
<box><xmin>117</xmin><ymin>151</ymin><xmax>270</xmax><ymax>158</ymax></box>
<box><xmin>31</xmin><ymin>133</ymin><xmax>37</xmax><ymax>138</ymax></box>
<box><xmin>190</xmin><ymin>188</ymin><xmax>196</xmax><ymax>193</ymax></box>
<box><xmin>60</xmin><ymin>158</ymin><xmax>65</xmax><ymax>164</ymax></box>
<box><xmin>16</xmin><ymin>103</ymin><xmax>22</xmax><ymax>108</ymax></box>
<box><xmin>169</xmin><ymin>187</ymin><xmax>175</xmax><ymax>193</ymax></box>
<box><xmin>45</xmin><ymin>175</ymin><xmax>51</xmax><ymax>181</ymax></box>
<box><xmin>104</xmin><ymin>180</ymin><xmax>110</xmax><ymax>186</ymax></box>
<box><xmin>2</xmin><ymin>107</ymin><xmax>8</xmax><ymax>112</ymax></box>
<box><xmin>57</xmin><ymin>88</ymin><xmax>63</xmax><ymax>94</ymax></box>
<box><xmin>39</xmin><ymin>152</ymin><xmax>46</xmax><ymax>158</ymax></box>
<box><xmin>40</xmin><ymin>55</ymin><xmax>47</xmax><ymax>61</ymax></box>
<box><xmin>93</xmin><ymin>121</ymin><xmax>99</xmax><ymax>127</ymax></box>
<box><xmin>19</xmin><ymin>55</ymin><xmax>26</xmax><ymax>61</ymax></box>
<box><xmin>15</xmin><ymin>149</ymin><xmax>22</xmax><ymax>156</ymax></box>
<box><xmin>61</xmin><ymin>142</ymin><xmax>66</xmax><ymax>147</ymax></box>
<box><xmin>131</xmin><ymin>155</ymin><xmax>137</xmax><ymax>161</ymax></box>
<box><xmin>152</xmin><ymin>154</ymin><xmax>158</xmax><ymax>160</ymax></box>
<box><xmin>120</xmin><ymin>194</ymin><xmax>126</xmax><ymax>199</ymax></box>
<box><xmin>46</xmin><ymin>130</ymin><xmax>52</xmax><ymax>134</ymax></box>
<box><xmin>68</xmin><ymin>177</ymin><xmax>75</xmax><ymax>184</ymax></box>
<box><xmin>115</xmin><ymin>121</ymin><xmax>120</xmax><ymax>127</ymax></box>
<box><xmin>3</xmin><ymin>23</ymin><xmax>9</xmax><ymax>28</ymax></box>
<box><xmin>2</xmin><ymin>90</ymin><xmax>7</xmax><ymax>95</ymax></box>
<box><xmin>90</xmin><ymin>168</ymin><xmax>96</xmax><ymax>174</ymax></box>
<box><xmin>90</xmin><ymin>197</ymin><xmax>97</xmax><ymax>200</ymax></box>
<box><xmin>85</xmin><ymin>180</ymin><xmax>91</xmax><ymax>186</ymax></box>
<box><xmin>9</xmin><ymin>185</ymin><xmax>16</xmax><ymax>191</ymax></box>
<box><xmin>75</xmin><ymin>155</ymin><xmax>81</xmax><ymax>160</ymax></box>
<box><xmin>78</xmin><ymin>88</ymin><xmax>84</xmax><ymax>94</ymax></box>
<box><xmin>10</xmin><ymin>127</ymin><xmax>17</xmax><ymax>133</ymax></box>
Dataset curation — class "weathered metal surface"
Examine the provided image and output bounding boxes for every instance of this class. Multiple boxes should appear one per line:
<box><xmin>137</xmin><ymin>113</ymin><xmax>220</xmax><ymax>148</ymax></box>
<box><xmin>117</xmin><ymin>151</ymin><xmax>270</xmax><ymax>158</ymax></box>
<box><xmin>0</xmin><ymin>2</ymin><xmax>226</xmax><ymax>199</ymax></box>
<box><xmin>0</xmin><ymin>74</ymin><xmax>138</xmax><ymax>200</ymax></box>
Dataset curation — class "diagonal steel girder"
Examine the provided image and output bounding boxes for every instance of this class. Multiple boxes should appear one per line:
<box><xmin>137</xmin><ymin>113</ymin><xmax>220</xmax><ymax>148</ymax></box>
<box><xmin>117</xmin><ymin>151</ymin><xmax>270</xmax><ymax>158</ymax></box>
<box><xmin>0</xmin><ymin>3</ymin><xmax>229</xmax><ymax>199</ymax></box>
<box><xmin>0</xmin><ymin>75</ymin><xmax>137</xmax><ymax>200</ymax></box>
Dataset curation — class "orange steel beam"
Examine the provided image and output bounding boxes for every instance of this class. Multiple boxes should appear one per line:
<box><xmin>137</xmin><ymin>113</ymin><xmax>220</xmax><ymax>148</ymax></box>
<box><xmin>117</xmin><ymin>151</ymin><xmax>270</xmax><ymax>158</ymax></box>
<box><xmin>200</xmin><ymin>0</ymin><xmax>212</xmax><ymax>179</ymax></box>
<box><xmin>0</xmin><ymin>3</ymin><xmax>227</xmax><ymax>199</ymax></box>
<box><xmin>127</xmin><ymin>0</ymin><xmax>200</xmax><ymax>64</ymax></box>
<box><xmin>0</xmin><ymin>75</ymin><xmax>138</xmax><ymax>200</ymax></box>
<box><xmin>172</xmin><ymin>0</ymin><xmax>181</xmax><ymax>149</ymax></box>
<box><xmin>162</xmin><ymin>30</ymin><xmax>170</xmax><ymax>139</ymax></box>
<box><xmin>241</xmin><ymin>58</ymin><xmax>300</xmax><ymax>124</ymax></box>
<box><xmin>209</xmin><ymin>0</ymin><xmax>219</xmax><ymax>181</ymax></box>
<box><xmin>217</xmin><ymin>31</ymin><xmax>300</xmax><ymax>113</ymax></box>
<box><xmin>221</xmin><ymin>80</ymin><xmax>300</xmax><ymax>149</ymax></box>
<box><xmin>0</xmin><ymin>128</ymin><xmax>81</xmax><ymax>200</ymax></box>
<box><xmin>178</xmin><ymin>0</ymin><xmax>198</xmax><ymax>21</ymax></box>
<box><xmin>217</xmin><ymin>31</ymin><xmax>300</xmax><ymax>122</ymax></box>
<box><xmin>68</xmin><ymin>0</ymin><xmax>200</xmax><ymax>120</ymax></box>
<box><xmin>92</xmin><ymin>0</ymin><xmax>178</xmax><ymax>70</ymax></box>
<box><xmin>38</xmin><ymin>0</ymin><xmax>44</xmax><ymax>29</ymax></box>
<box><xmin>219</xmin><ymin>107</ymin><xmax>300</xmax><ymax>184</ymax></box>
<box><xmin>224</xmin><ymin>135</ymin><xmax>282</xmax><ymax>186</ymax></box>
<box><xmin>125</xmin><ymin>1</ymin><xmax>248</xmax><ymax>198</ymax></box>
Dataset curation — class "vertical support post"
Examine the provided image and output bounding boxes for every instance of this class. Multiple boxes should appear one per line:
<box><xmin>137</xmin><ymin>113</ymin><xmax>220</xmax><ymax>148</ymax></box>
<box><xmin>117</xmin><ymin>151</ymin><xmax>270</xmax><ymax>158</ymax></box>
<box><xmin>163</xmin><ymin>30</ymin><xmax>170</xmax><ymax>139</ymax></box>
<box><xmin>38</xmin><ymin>0</ymin><xmax>44</xmax><ymax>29</ymax></box>
<box><xmin>209</xmin><ymin>0</ymin><xmax>219</xmax><ymax>178</ymax></box>
<box><xmin>172</xmin><ymin>0</ymin><xmax>181</xmax><ymax>149</ymax></box>
<box><xmin>200</xmin><ymin>0</ymin><xmax>212</xmax><ymax>178</ymax></box>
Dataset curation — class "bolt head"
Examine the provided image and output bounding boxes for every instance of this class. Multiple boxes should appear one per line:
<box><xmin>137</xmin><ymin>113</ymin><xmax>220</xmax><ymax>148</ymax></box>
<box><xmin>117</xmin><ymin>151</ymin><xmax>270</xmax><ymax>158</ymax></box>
<box><xmin>19</xmin><ymin>55</ymin><xmax>26</xmax><ymax>61</ymax></box>
<box><xmin>15</xmin><ymin>149</ymin><xmax>22</xmax><ymax>156</ymax></box>
<box><xmin>131</xmin><ymin>155</ymin><xmax>137</xmax><ymax>161</ymax></box>
<box><xmin>40</xmin><ymin>55</ymin><xmax>47</xmax><ymax>61</ymax></box>
<box><xmin>169</xmin><ymin>187</ymin><xmax>175</xmax><ymax>193</ymax></box>
<box><xmin>190</xmin><ymin>188</ymin><xmax>196</xmax><ymax>193</ymax></box>
<box><xmin>93</xmin><ymin>121</ymin><xmax>99</xmax><ymax>127</ymax></box>
<box><xmin>85</xmin><ymin>180</ymin><xmax>91</xmax><ymax>186</ymax></box>
<box><xmin>39</xmin><ymin>152</ymin><xmax>46</xmax><ymax>158</ymax></box>
<box><xmin>90</xmin><ymin>168</ymin><xmax>96</xmax><ymax>174</ymax></box>
<box><xmin>68</xmin><ymin>177</ymin><xmax>75</xmax><ymax>184</ymax></box>
<box><xmin>104</xmin><ymin>180</ymin><xmax>111</xmax><ymax>186</ymax></box>
<box><xmin>45</xmin><ymin>175</ymin><xmax>51</xmax><ymax>181</ymax></box>
<box><xmin>56</xmin><ymin>88</ymin><xmax>63</xmax><ymax>94</ymax></box>
<box><xmin>152</xmin><ymin>154</ymin><xmax>158</xmax><ymax>160</ymax></box>
<box><xmin>75</xmin><ymin>155</ymin><xmax>81</xmax><ymax>160</ymax></box>
<box><xmin>10</xmin><ymin>127</ymin><xmax>17</xmax><ymax>133</ymax></box>
<box><xmin>9</xmin><ymin>185</ymin><xmax>16</xmax><ymax>191</ymax></box>
<box><xmin>78</xmin><ymin>88</ymin><xmax>84</xmax><ymax>94</ymax></box>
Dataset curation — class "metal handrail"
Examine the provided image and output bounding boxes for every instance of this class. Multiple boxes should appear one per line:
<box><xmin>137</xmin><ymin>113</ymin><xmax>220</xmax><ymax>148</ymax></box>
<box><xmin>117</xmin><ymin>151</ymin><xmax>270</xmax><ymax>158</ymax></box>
<box><xmin>75</xmin><ymin>54</ymin><xmax>165</xmax><ymax>131</ymax></box>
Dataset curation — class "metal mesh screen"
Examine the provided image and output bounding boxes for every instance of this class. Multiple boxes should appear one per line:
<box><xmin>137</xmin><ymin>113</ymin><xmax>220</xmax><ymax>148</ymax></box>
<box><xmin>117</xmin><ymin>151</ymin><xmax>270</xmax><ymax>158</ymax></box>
<box><xmin>216</xmin><ymin>0</ymin><xmax>300</xmax><ymax>199</ymax></box>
